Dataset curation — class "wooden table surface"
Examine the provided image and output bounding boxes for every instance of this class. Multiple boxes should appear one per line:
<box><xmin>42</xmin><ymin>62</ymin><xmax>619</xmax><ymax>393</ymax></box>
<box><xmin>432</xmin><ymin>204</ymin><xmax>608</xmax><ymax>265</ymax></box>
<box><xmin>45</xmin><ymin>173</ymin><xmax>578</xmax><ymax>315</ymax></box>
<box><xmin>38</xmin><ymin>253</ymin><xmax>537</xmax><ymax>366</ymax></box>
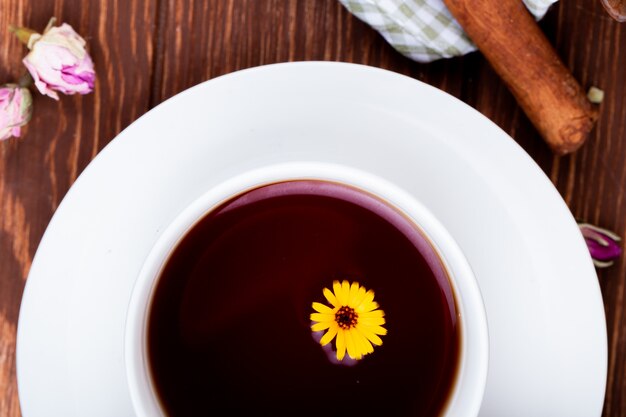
<box><xmin>0</xmin><ymin>0</ymin><xmax>624</xmax><ymax>415</ymax></box>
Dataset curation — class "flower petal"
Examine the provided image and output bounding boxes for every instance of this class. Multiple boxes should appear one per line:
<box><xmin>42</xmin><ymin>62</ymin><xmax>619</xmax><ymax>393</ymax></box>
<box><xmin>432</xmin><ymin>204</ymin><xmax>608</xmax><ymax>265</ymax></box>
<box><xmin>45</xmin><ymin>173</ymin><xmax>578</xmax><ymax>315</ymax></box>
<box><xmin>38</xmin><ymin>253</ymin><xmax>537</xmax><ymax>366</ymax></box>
<box><xmin>360</xmin><ymin>300</ymin><xmax>379</xmax><ymax>313</ymax></box>
<box><xmin>348</xmin><ymin>281</ymin><xmax>360</xmax><ymax>306</ymax></box>
<box><xmin>323</xmin><ymin>287</ymin><xmax>339</xmax><ymax>308</ymax></box>
<box><xmin>333</xmin><ymin>281</ymin><xmax>345</xmax><ymax>305</ymax></box>
<box><xmin>359</xmin><ymin>309</ymin><xmax>385</xmax><ymax>318</ymax></box>
<box><xmin>350</xmin><ymin>329</ymin><xmax>365</xmax><ymax>355</ymax></box>
<box><xmin>364</xmin><ymin>324</ymin><xmax>388</xmax><ymax>336</ymax></box>
<box><xmin>352</xmin><ymin>287</ymin><xmax>367</xmax><ymax>308</ymax></box>
<box><xmin>22</xmin><ymin>24</ymin><xmax>96</xmax><ymax>98</ymax></box>
<box><xmin>579</xmin><ymin>222</ymin><xmax>622</xmax><ymax>267</ymax></box>
<box><xmin>356</xmin><ymin>290</ymin><xmax>375</xmax><ymax>312</ymax></box>
<box><xmin>310</xmin><ymin>313</ymin><xmax>334</xmax><ymax>322</ymax></box>
<box><xmin>336</xmin><ymin>329</ymin><xmax>346</xmax><ymax>360</ymax></box>
<box><xmin>352</xmin><ymin>329</ymin><xmax>369</xmax><ymax>357</ymax></box>
<box><xmin>311</xmin><ymin>321</ymin><xmax>332</xmax><ymax>331</ymax></box>
<box><xmin>340</xmin><ymin>280</ymin><xmax>351</xmax><ymax>306</ymax></box>
<box><xmin>312</xmin><ymin>302</ymin><xmax>333</xmax><ymax>314</ymax></box>
<box><xmin>357</xmin><ymin>323</ymin><xmax>383</xmax><ymax>346</ymax></box>
<box><xmin>345</xmin><ymin>330</ymin><xmax>359</xmax><ymax>359</ymax></box>
<box><xmin>0</xmin><ymin>85</ymin><xmax>32</xmax><ymax>140</ymax></box>
<box><xmin>353</xmin><ymin>327</ymin><xmax>374</xmax><ymax>355</ymax></box>
<box><xmin>586</xmin><ymin>238</ymin><xmax>622</xmax><ymax>261</ymax></box>
<box><xmin>358</xmin><ymin>317</ymin><xmax>386</xmax><ymax>326</ymax></box>
<box><xmin>320</xmin><ymin>325</ymin><xmax>338</xmax><ymax>346</ymax></box>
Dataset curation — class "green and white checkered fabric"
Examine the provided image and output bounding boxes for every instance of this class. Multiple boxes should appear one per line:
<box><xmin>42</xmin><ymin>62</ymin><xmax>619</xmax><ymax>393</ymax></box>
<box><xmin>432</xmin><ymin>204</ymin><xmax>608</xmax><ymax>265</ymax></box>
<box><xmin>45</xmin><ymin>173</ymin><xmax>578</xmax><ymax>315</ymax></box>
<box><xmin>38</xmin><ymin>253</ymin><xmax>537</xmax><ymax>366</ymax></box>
<box><xmin>339</xmin><ymin>0</ymin><xmax>558</xmax><ymax>62</ymax></box>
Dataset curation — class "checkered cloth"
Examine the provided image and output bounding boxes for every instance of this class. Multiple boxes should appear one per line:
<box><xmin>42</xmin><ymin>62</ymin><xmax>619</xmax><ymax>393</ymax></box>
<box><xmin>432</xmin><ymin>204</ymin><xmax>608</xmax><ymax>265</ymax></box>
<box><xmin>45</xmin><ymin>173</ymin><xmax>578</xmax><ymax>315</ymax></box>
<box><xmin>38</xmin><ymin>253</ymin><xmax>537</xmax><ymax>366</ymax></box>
<box><xmin>339</xmin><ymin>0</ymin><xmax>558</xmax><ymax>62</ymax></box>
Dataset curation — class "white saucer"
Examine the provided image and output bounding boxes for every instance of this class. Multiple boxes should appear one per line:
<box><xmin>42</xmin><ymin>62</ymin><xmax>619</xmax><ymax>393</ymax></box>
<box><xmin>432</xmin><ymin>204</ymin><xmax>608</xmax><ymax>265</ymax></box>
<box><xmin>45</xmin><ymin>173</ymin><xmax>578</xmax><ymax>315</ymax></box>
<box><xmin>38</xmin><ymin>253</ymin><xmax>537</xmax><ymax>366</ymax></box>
<box><xmin>16</xmin><ymin>62</ymin><xmax>607</xmax><ymax>416</ymax></box>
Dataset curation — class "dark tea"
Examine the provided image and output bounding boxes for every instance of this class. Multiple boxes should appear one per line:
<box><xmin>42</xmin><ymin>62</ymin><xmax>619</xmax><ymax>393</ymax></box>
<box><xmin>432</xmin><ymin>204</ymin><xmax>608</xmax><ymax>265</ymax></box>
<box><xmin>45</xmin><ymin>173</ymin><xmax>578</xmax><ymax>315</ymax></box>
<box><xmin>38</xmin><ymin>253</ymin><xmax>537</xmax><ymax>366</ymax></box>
<box><xmin>148</xmin><ymin>180</ymin><xmax>460</xmax><ymax>416</ymax></box>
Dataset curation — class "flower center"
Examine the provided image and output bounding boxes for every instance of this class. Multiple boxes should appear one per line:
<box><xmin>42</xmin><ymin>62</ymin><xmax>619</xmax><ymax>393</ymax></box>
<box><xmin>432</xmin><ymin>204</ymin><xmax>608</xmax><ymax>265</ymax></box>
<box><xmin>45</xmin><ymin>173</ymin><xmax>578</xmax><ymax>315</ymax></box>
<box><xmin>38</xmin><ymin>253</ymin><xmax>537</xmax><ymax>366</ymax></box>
<box><xmin>335</xmin><ymin>306</ymin><xmax>358</xmax><ymax>330</ymax></box>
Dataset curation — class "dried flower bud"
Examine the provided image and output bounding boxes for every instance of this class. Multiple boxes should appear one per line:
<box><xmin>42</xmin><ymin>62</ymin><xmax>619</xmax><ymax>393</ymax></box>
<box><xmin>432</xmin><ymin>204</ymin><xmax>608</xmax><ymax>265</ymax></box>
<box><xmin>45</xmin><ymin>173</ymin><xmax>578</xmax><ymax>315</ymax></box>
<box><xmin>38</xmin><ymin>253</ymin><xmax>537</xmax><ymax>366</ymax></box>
<box><xmin>579</xmin><ymin>222</ymin><xmax>622</xmax><ymax>268</ymax></box>
<box><xmin>20</xmin><ymin>22</ymin><xmax>95</xmax><ymax>100</ymax></box>
<box><xmin>0</xmin><ymin>84</ymin><xmax>33</xmax><ymax>141</ymax></box>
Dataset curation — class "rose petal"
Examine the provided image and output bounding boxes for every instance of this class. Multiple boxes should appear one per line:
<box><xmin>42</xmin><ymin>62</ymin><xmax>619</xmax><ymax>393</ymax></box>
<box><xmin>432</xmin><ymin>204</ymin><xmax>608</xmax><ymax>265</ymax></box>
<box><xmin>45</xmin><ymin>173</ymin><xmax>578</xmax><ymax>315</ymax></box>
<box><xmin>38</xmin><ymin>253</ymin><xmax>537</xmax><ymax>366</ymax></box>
<box><xmin>22</xmin><ymin>22</ymin><xmax>95</xmax><ymax>97</ymax></box>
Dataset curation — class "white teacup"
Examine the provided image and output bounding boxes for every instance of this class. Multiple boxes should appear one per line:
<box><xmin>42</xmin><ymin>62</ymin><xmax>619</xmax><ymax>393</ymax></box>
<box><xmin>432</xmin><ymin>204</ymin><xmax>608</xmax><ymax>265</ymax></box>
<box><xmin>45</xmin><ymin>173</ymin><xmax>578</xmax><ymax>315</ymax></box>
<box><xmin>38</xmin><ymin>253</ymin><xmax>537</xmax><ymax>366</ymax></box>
<box><xmin>125</xmin><ymin>162</ymin><xmax>489</xmax><ymax>416</ymax></box>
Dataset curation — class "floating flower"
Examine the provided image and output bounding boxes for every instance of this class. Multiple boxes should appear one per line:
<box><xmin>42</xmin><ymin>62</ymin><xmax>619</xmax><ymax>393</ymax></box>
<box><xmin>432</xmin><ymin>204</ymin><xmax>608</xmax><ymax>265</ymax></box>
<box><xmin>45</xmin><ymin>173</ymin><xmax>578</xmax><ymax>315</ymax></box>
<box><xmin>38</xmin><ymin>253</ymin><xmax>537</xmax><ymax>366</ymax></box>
<box><xmin>16</xmin><ymin>19</ymin><xmax>95</xmax><ymax>100</ymax></box>
<box><xmin>310</xmin><ymin>280</ymin><xmax>387</xmax><ymax>361</ymax></box>
<box><xmin>0</xmin><ymin>84</ymin><xmax>33</xmax><ymax>141</ymax></box>
<box><xmin>579</xmin><ymin>222</ymin><xmax>622</xmax><ymax>268</ymax></box>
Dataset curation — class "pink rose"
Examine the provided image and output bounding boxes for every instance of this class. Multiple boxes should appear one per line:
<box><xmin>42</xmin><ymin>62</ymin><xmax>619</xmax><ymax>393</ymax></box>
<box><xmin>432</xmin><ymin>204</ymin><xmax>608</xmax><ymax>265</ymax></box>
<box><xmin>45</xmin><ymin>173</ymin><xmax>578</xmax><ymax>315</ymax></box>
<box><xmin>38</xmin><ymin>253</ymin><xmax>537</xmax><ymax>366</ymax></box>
<box><xmin>22</xmin><ymin>23</ymin><xmax>95</xmax><ymax>100</ymax></box>
<box><xmin>0</xmin><ymin>84</ymin><xmax>33</xmax><ymax>141</ymax></box>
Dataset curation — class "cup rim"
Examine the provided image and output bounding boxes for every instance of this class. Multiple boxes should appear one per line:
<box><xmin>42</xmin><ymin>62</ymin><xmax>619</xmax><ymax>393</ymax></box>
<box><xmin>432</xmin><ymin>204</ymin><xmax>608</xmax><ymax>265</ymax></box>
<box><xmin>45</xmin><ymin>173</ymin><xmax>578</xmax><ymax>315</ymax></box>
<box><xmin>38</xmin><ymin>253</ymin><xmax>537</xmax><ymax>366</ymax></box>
<box><xmin>124</xmin><ymin>161</ymin><xmax>489</xmax><ymax>417</ymax></box>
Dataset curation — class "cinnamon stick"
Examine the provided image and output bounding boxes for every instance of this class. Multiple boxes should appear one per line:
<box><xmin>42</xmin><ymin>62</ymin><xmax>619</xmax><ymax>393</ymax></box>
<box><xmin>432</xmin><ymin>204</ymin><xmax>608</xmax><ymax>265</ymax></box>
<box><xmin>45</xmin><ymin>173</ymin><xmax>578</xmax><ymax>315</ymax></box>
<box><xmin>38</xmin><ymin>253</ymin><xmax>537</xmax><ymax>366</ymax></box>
<box><xmin>600</xmin><ymin>0</ymin><xmax>626</xmax><ymax>22</ymax></box>
<box><xmin>443</xmin><ymin>0</ymin><xmax>598</xmax><ymax>154</ymax></box>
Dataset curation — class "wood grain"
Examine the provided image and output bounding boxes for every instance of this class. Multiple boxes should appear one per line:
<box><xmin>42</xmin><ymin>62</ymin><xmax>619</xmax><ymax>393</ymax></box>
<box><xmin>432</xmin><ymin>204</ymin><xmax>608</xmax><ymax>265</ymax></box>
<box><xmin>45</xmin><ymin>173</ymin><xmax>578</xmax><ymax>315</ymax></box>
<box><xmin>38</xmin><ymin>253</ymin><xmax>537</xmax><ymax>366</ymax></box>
<box><xmin>0</xmin><ymin>0</ymin><xmax>156</xmax><ymax>414</ymax></box>
<box><xmin>0</xmin><ymin>0</ymin><xmax>625</xmax><ymax>415</ymax></box>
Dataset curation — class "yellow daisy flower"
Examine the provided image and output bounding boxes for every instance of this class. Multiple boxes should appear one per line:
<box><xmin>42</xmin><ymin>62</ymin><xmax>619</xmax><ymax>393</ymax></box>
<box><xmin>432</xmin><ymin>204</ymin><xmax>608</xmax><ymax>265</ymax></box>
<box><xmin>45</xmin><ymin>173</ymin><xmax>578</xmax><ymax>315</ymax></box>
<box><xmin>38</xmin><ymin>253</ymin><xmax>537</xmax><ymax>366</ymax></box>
<box><xmin>310</xmin><ymin>280</ymin><xmax>387</xmax><ymax>361</ymax></box>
